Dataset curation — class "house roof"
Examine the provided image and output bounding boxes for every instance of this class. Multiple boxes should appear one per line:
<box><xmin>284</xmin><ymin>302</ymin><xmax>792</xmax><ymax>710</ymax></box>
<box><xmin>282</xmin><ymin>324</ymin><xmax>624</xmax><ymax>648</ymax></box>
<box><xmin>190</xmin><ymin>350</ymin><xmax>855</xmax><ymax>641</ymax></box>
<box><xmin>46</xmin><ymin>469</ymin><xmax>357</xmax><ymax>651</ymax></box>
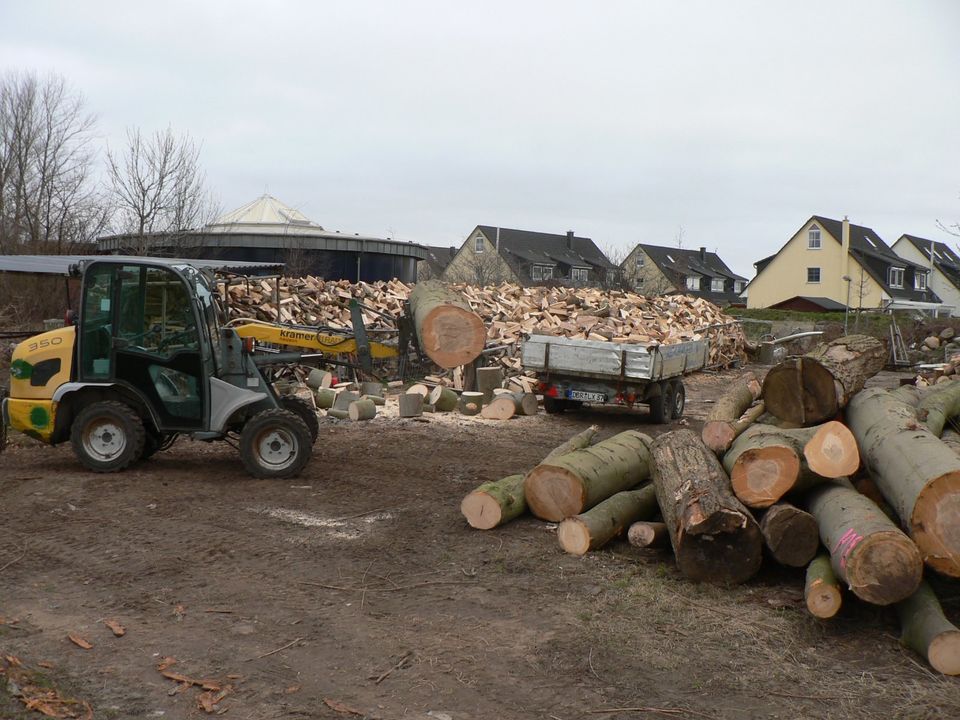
<box><xmin>898</xmin><ymin>234</ymin><xmax>960</xmax><ymax>291</ymax></box>
<box><xmin>476</xmin><ymin>226</ymin><xmax>616</xmax><ymax>271</ymax></box>
<box><xmin>637</xmin><ymin>244</ymin><xmax>748</xmax><ymax>282</ymax></box>
<box><xmin>420</xmin><ymin>245</ymin><xmax>457</xmax><ymax>275</ymax></box>
<box><xmin>769</xmin><ymin>296</ymin><xmax>847</xmax><ymax>312</ymax></box>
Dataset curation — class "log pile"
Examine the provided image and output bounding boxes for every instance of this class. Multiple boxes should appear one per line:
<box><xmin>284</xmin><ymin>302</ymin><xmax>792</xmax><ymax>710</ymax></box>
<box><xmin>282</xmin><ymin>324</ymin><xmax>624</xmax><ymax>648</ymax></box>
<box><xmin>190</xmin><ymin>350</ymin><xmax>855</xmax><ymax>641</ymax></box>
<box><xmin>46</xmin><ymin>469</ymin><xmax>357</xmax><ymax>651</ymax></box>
<box><xmin>222</xmin><ymin>277</ymin><xmax>748</xmax><ymax>386</ymax></box>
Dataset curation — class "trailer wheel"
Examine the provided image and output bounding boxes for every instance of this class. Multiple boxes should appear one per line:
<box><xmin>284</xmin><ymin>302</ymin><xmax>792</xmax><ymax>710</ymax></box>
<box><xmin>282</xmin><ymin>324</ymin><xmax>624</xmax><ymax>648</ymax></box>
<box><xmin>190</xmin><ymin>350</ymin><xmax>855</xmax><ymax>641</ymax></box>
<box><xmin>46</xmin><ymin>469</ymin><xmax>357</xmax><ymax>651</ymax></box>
<box><xmin>239</xmin><ymin>408</ymin><xmax>312</xmax><ymax>479</ymax></box>
<box><xmin>544</xmin><ymin>397</ymin><xmax>566</xmax><ymax>414</ymax></box>
<box><xmin>668</xmin><ymin>381</ymin><xmax>686</xmax><ymax>419</ymax></box>
<box><xmin>280</xmin><ymin>396</ymin><xmax>319</xmax><ymax>444</ymax></box>
<box><xmin>71</xmin><ymin>400</ymin><xmax>146</xmax><ymax>472</ymax></box>
<box><xmin>648</xmin><ymin>383</ymin><xmax>671</xmax><ymax>424</ymax></box>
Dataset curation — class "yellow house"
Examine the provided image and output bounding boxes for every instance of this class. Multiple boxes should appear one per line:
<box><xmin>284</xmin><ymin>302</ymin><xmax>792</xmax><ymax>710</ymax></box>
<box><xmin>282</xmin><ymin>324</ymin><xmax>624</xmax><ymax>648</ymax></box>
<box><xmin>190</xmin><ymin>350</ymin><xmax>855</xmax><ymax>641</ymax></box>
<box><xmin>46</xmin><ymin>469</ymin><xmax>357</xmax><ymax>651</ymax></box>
<box><xmin>746</xmin><ymin>216</ymin><xmax>938</xmax><ymax>313</ymax></box>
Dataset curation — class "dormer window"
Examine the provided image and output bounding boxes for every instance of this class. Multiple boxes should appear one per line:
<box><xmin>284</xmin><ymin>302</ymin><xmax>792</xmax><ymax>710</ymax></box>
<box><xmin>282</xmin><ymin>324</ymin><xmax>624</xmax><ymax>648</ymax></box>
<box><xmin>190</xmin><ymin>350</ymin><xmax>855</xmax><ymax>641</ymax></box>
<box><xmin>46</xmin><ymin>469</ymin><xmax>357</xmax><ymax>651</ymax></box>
<box><xmin>711</xmin><ymin>278</ymin><xmax>724</xmax><ymax>292</ymax></box>
<box><xmin>474</xmin><ymin>235</ymin><xmax>484</xmax><ymax>253</ymax></box>
<box><xmin>916</xmin><ymin>272</ymin><xmax>928</xmax><ymax>291</ymax></box>
<box><xmin>808</xmin><ymin>226</ymin><xmax>821</xmax><ymax>249</ymax></box>
<box><xmin>686</xmin><ymin>276</ymin><xmax>701</xmax><ymax>291</ymax></box>
<box><xmin>889</xmin><ymin>267</ymin><xmax>905</xmax><ymax>288</ymax></box>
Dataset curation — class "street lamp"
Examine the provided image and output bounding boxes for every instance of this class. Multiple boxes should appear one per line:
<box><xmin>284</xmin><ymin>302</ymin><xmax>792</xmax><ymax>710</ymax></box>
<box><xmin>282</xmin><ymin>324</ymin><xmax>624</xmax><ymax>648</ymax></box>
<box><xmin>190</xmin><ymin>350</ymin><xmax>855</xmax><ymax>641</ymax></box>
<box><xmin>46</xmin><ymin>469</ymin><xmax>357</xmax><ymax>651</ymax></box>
<box><xmin>842</xmin><ymin>275</ymin><xmax>852</xmax><ymax>335</ymax></box>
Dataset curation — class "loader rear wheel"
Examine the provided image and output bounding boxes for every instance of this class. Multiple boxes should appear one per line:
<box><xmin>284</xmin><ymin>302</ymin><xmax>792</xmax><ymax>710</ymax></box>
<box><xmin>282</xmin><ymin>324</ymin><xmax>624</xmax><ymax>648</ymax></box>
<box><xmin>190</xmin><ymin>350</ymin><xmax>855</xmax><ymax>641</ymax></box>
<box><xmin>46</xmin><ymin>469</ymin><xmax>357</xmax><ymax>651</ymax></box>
<box><xmin>239</xmin><ymin>408</ymin><xmax>312</xmax><ymax>479</ymax></box>
<box><xmin>280</xmin><ymin>396</ymin><xmax>319</xmax><ymax>444</ymax></box>
<box><xmin>71</xmin><ymin>400</ymin><xmax>145</xmax><ymax>472</ymax></box>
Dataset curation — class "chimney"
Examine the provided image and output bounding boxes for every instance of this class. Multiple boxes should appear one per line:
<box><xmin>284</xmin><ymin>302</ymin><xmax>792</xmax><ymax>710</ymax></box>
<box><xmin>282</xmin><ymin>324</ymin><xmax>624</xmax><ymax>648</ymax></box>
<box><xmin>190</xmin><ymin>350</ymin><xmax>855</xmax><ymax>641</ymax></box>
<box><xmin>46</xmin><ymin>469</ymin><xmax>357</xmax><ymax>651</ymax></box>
<box><xmin>566</xmin><ymin>230</ymin><xmax>575</xmax><ymax>250</ymax></box>
<box><xmin>699</xmin><ymin>246</ymin><xmax>706</xmax><ymax>262</ymax></box>
<box><xmin>448</xmin><ymin>246</ymin><xmax>456</xmax><ymax>259</ymax></box>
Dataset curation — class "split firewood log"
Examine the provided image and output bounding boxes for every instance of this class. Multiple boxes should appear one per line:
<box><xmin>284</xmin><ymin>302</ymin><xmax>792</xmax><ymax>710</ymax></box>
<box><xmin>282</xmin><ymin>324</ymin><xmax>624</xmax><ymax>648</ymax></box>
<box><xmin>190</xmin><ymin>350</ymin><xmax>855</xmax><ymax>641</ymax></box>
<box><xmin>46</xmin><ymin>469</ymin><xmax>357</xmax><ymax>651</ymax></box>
<box><xmin>652</xmin><ymin>429</ymin><xmax>762</xmax><ymax>585</ymax></box>
<box><xmin>847</xmin><ymin>387</ymin><xmax>960</xmax><ymax>577</ymax></box>
<box><xmin>762</xmin><ymin>334</ymin><xmax>886</xmax><ymax>425</ymax></box>
<box><xmin>398</xmin><ymin>393</ymin><xmax>423</xmax><ymax>418</ymax></box>
<box><xmin>558</xmin><ymin>485</ymin><xmax>659</xmax><ymax>556</ymax></box>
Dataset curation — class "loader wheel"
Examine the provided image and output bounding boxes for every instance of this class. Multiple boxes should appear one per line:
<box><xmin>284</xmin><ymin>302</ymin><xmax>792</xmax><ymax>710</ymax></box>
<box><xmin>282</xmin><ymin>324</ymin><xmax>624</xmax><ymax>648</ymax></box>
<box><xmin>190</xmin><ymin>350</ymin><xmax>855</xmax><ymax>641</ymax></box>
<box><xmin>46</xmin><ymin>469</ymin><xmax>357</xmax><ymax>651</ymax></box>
<box><xmin>71</xmin><ymin>401</ymin><xmax>145</xmax><ymax>472</ymax></box>
<box><xmin>239</xmin><ymin>408</ymin><xmax>312</xmax><ymax>479</ymax></box>
<box><xmin>280</xmin><ymin>396</ymin><xmax>319</xmax><ymax>444</ymax></box>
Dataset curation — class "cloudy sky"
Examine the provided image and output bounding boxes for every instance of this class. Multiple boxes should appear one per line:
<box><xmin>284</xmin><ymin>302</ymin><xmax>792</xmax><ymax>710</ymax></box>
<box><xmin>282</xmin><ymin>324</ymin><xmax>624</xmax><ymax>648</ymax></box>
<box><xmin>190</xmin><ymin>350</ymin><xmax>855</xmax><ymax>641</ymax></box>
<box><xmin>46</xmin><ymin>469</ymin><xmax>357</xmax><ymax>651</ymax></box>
<box><xmin>2</xmin><ymin>1</ymin><xmax>958</xmax><ymax>277</ymax></box>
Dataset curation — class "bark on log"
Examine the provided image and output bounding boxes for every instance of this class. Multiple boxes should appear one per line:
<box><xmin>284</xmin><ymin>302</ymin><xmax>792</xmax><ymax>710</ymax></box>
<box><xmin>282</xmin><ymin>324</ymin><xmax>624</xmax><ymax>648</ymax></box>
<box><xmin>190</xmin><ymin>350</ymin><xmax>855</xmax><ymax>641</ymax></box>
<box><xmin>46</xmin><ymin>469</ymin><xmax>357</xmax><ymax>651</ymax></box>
<box><xmin>723</xmin><ymin>421</ymin><xmax>859</xmax><ymax>508</ymax></box>
<box><xmin>314</xmin><ymin>388</ymin><xmax>336</xmax><ymax>409</ymax></box>
<box><xmin>917</xmin><ymin>379</ymin><xmax>960</xmax><ymax>436</ymax></box>
<box><xmin>422</xmin><ymin>403</ymin><xmax>435</xmax><ymax>412</ymax></box>
<box><xmin>511</xmin><ymin>392</ymin><xmax>539</xmax><ymax>416</ymax></box>
<box><xmin>524</xmin><ymin>430</ymin><xmax>653</xmax><ymax>522</ymax></box>
<box><xmin>348</xmin><ymin>399</ymin><xmax>376</xmax><ymax>421</ymax></box>
<box><xmin>408</xmin><ymin>280</ymin><xmax>486</xmax><ymax>368</ymax></box>
<box><xmin>759</xmin><ymin>502</ymin><xmax>819</xmax><ymax>567</ymax></box>
<box><xmin>458</xmin><ymin>391</ymin><xmax>484</xmax><ymax>416</ymax></box>
<box><xmin>627</xmin><ymin>521</ymin><xmax>670</xmax><ymax>549</ymax></box>
<box><xmin>361</xmin><ymin>394</ymin><xmax>386</xmax><ymax>406</ymax></box>
<box><xmin>803</xmin><ymin>478</ymin><xmax>922</xmax><ymax>605</ymax></box>
<box><xmin>896</xmin><ymin>580</ymin><xmax>960</xmax><ymax>675</ymax></box>
<box><xmin>326</xmin><ymin>408</ymin><xmax>350</xmax><ymax>420</ymax></box>
<box><xmin>460</xmin><ymin>426</ymin><xmax>599</xmax><ymax>529</ymax></box>
<box><xmin>481</xmin><ymin>395</ymin><xmax>518</xmax><ymax>420</ymax></box>
<box><xmin>428</xmin><ymin>386</ymin><xmax>459</xmax><ymax>412</ymax></box>
<box><xmin>762</xmin><ymin>334</ymin><xmax>886</xmax><ymax>425</ymax></box>
<box><xmin>652</xmin><ymin>429</ymin><xmax>763</xmax><ymax>584</ymax></box>
<box><xmin>360</xmin><ymin>381</ymin><xmax>383</xmax><ymax>398</ymax></box>
<box><xmin>805</xmin><ymin>554</ymin><xmax>842</xmax><ymax>619</ymax></box>
<box><xmin>847</xmin><ymin>387</ymin><xmax>960</xmax><ymax>577</ymax></box>
<box><xmin>306</xmin><ymin>368</ymin><xmax>333</xmax><ymax>389</ymax></box>
<box><xmin>558</xmin><ymin>485</ymin><xmax>659</xmax><ymax>556</ymax></box>
<box><xmin>476</xmin><ymin>367</ymin><xmax>504</xmax><ymax>404</ymax></box>
<box><xmin>398</xmin><ymin>393</ymin><xmax>424</xmax><ymax>418</ymax></box>
<box><xmin>702</xmin><ymin>373</ymin><xmax>763</xmax><ymax>454</ymax></box>
<box><xmin>940</xmin><ymin>428</ymin><xmax>960</xmax><ymax>457</ymax></box>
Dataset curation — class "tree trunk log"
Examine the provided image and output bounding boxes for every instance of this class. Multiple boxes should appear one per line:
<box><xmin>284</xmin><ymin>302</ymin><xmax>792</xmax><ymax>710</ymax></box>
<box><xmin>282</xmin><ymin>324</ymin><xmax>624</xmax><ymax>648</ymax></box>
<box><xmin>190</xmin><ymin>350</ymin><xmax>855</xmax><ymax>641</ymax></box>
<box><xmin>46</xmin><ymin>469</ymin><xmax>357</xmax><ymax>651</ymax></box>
<box><xmin>306</xmin><ymin>368</ymin><xmax>333</xmax><ymax>389</ymax></box>
<box><xmin>511</xmin><ymin>392</ymin><xmax>539</xmax><ymax>416</ymax></box>
<box><xmin>476</xmin><ymin>367</ymin><xmax>503</xmax><ymax>404</ymax></box>
<box><xmin>723</xmin><ymin>421</ymin><xmax>859</xmax><ymax>508</ymax></box>
<box><xmin>896</xmin><ymin>580</ymin><xmax>960</xmax><ymax>675</ymax></box>
<box><xmin>917</xmin><ymin>379</ymin><xmax>960</xmax><ymax>436</ymax></box>
<box><xmin>458</xmin><ymin>391</ymin><xmax>484</xmax><ymax>416</ymax></box>
<box><xmin>846</xmin><ymin>387</ymin><xmax>960</xmax><ymax>577</ymax></box>
<box><xmin>461</xmin><ymin>426</ymin><xmax>599</xmax><ymax>529</ymax></box>
<box><xmin>762</xmin><ymin>334</ymin><xmax>886</xmax><ymax>425</ymax></box>
<box><xmin>481</xmin><ymin>395</ymin><xmax>518</xmax><ymax>420</ymax></box>
<box><xmin>702</xmin><ymin>372</ymin><xmax>762</xmax><ymax>454</ymax></box>
<box><xmin>805</xmin><ymin>554</ymin><xmax>842</xmax><ymax>619</ymax></box>
<box><xmin>398</xmin><ymin>393</ymin><xmax>423</xmax><ymax>418</ymax></box>
<box><xmin>803</xmin><ymin>478</ymin><xmax>922</xmax><ymax>605</ymax></box>
<box><xmin>524</xmin><ymin>430</ymin><xmax>653</xmax><ymax>521</ymax></box>
<box><xmin>627</xmin><ymin>521</ymin><xmax>670</xmax><ymax>549</ymax></box>
<box><xmin>940</xmin><ymin>428</ymin><xmax>960</xmax><ymax>457</ymax></box>
<box><xmin>652</xmin><ymin>429</ymin><xmax>763</xmax><ymax>585</ymax></box>
<box><xmin>558</xmin><ymin>485</ymin><xmax>658</xmax><ymax>556</ymax></box>
<box><xmin>314</xmin><ymin>387</ymin><xmax>336</xmax><ymax>409</ymax></box>
<box><xmin>348</xmin><ymin>399</ymin><xmax>376</xmax><ymax>421</ymax></box>
<box><xmin>759</xmin><ymin>502</ymin><xmax>819</xmax><ymax>567</ymax></box>
<box><xmin>408</xmin><ymin>280</ymin><xmax>486</xmax><ymax>368</ymax></box>
<box><xmin>428</xmin><ymin>386</ymin><xmax>459</xmax><ymax>412</ymax></box>
<box><xmin>361</xmin><ymin>394</ymin><xmax>386</xmax><ymax>406</ymax></box>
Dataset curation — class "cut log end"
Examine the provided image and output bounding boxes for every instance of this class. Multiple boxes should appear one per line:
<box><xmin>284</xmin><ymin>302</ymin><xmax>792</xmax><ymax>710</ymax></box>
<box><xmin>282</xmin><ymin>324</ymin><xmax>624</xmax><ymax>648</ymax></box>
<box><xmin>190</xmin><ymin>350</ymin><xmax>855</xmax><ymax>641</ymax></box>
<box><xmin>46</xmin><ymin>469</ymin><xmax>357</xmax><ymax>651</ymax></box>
<box><xmin>730</xmin><ymin>446</ymin><xmax>800</xmax><ymax>508</ymax></box>
<box><xmin>557</xmin><ymin>518</ymin><xmax>591</xmax><ymax>556</ymax></box>
<box><xmin>524</xmin><ymin>465</ymin><xmax>585</xmax><ymax>522</ymax></box>
<box><xmin>675</xmin><ymin>528</ymin><xmax>763</xmax><ymax>585</ymax></box>
<box><xmin>481</xmin><ymin>396</ymin><xmax>516</xmax><ymax>421</ymax></box>
<box><xmin>421</xmin><ymin>306</ymin><xmax>486</xmax><ymax>368</ymax></box>
<box><xmin>803</xmin><ymin>420</ymin><xmax>860</xmax><ymax>478</ymax></box>
<box><xmin>627</xmin><ymin>521</ymin><xmax>669</xmax><ymax>549</ymax></box>
<box><xmin>460</xmin><ymin>492</ymin><xmax>502</xmax><ymax>530</ymax></box>
<box><xmin>762</xmin><ymin>357</ymin><xmax>838</xmax><ymax>426</ymax></box>
<box><xmin>702</xmin><ymin>421</ymin><xmax>736</xmax><ymax>454</ymax></box>
<box><xmin>928</xmin><ymin>632</ymin><xmax>960</xmax><ymax>675</ymax></box>
<box><xmin>847</xmin><ymin>531</ymin><xmax>923</xmax><ymax>606</ymax></box>
<box><xmin>912</xmin><ymin>470</ymin><xmax>960</xmax><ymax>578</ymax></box>
<box><xmin>806</xmin><ymin>578</ymin><xmax>842</xmax><ymax>619</ymax></box>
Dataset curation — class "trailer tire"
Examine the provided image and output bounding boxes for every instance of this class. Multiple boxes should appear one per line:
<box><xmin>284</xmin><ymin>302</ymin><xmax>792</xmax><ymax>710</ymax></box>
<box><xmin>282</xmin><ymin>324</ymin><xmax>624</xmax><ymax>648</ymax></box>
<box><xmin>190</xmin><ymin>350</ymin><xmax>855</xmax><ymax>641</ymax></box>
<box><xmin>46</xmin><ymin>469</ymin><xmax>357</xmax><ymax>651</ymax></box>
<box><xmin>648</xmin><ymin>382</ymin><xmax>671</xmax><ymax>424</ymax></box>
<box><xmin>544</xmin><ymin>397</ymin><xmax>566</xmax><ymax>414</ymax></box>
<box><xmin>240</xmin><ymin>408</ymin><xmax>312</xmax><ymax>479</ymax></box>
<box><xmin>668</xmin><ymin>380</ymin><xmax>686</xmax><ymax>419</ymax></box>
<box><xmin>280</xmin><ymin>396</ymin><xmax>319</xmax><ymax>444</ymax></box>
<box><xmin>71</xmin><ymin>400</ymin><xmax>146</xmax><ymax>472</ymax></box>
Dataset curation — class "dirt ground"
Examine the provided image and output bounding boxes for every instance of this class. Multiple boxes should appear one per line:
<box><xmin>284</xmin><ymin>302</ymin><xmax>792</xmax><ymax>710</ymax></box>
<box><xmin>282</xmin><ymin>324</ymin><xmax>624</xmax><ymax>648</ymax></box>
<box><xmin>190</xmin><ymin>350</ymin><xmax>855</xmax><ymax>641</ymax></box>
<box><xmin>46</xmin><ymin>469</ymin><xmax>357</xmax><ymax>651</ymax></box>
<box><xmin>2</xmin><ymin>366</ymin><xmax>960</xmax><ymax>720</ymax></box>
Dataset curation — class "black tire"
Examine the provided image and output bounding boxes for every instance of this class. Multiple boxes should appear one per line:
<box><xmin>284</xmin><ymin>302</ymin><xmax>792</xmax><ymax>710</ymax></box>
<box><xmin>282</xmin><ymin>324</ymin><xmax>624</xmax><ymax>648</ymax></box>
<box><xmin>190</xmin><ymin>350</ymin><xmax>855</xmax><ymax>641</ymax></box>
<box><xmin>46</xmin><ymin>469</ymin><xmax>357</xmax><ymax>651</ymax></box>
<box><xmin>239</xmin><ymin>408</ymin><xmax>312</xmax><ymax>479</ymax></box>
<box><xmin>669</xmin><ymin>381</ymin><xmax>686</xmax><ymax>419</ymax></box>
<box><xmin>544</xmin><ymin>397</ymin><xmax>566</xmax><ymax>414</ymax></box>
<box><xmin>647</xmin><ymin>383</ymin><xmax>671</xmax><ymax>424</ymax></box>
<box><xmin>71</xmin><ymin>400</ymin><xmax>146</xmax><ymax>472</ymax></box>
<box><xmin>280</xmin><ymin>396</ymin><xmax>319</xmax><ymax>444</ymax></box>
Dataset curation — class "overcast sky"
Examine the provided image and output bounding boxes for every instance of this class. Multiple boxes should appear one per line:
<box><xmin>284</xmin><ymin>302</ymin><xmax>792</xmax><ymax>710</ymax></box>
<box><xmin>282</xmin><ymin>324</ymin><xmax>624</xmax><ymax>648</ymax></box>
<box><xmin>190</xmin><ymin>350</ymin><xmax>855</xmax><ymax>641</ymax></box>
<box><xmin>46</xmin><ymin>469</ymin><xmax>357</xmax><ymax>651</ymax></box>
<box><xmin>2</xmin><ymin>1</ymin><xmax>959</xmax><ymax>277</ymax></box>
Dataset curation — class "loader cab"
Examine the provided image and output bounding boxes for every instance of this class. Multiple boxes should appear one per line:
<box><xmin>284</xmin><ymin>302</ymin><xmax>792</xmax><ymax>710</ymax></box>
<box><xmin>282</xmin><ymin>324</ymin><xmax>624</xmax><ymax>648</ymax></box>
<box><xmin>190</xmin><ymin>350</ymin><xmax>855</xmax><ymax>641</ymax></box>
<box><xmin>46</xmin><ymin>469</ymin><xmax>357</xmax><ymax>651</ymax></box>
<box><xmin>77</xmin><ymin>260</ymin><xmax>218</xmax><ymax>431</ymax></box>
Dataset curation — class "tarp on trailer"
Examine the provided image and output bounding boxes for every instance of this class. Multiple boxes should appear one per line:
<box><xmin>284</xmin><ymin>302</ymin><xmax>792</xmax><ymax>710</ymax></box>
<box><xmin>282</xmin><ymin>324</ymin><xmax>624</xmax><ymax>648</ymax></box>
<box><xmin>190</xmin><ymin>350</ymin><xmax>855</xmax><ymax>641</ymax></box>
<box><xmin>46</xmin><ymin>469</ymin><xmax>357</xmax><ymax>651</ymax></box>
<box><xmin>0</xmin><ymin>254</ymin><xmax>284</xmax><ymax>276</ymax></box>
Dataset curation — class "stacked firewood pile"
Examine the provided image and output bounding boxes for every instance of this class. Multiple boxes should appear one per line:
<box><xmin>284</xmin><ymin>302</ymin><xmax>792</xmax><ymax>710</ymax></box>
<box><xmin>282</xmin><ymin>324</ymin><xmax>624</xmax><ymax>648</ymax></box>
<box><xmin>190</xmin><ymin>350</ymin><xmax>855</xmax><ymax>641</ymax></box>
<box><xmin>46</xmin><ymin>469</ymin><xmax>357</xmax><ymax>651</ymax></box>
<box><xmin>222</xmin><ymin>277</ymin><xmax>747</xmax><ymax>384</ymax></box>
<box><xmin>461</xmin><ymin>334</ymin><xmax>960</xmax><ymax>676</ymax></box>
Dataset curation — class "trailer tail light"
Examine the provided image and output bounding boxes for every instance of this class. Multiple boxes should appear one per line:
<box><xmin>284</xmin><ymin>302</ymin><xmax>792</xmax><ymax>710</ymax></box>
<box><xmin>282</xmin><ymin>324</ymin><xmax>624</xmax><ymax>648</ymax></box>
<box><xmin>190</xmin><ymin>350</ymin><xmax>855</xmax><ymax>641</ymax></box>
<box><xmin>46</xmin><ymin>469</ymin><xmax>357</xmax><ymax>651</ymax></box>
<box><xmin>544</xmin><ymin>384</ymin><xmax>559</xmax><ymax>397</ymax></box>
<box><xmin>242</xmin><ymin>336</ymin><xmax>256</xmax><ymax>353</ymax></box>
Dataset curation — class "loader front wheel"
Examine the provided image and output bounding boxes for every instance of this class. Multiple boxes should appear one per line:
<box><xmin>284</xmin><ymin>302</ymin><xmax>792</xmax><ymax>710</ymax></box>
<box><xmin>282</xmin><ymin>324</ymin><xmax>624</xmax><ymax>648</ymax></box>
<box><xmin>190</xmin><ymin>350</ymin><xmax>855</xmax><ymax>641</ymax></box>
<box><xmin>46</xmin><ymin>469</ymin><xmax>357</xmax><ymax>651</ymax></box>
<box><xmin>71</xmin><ymin>400</ymin><xmax>146</xmax><ymax>472</ymax></box>
<box><xmin>239</xmin><ymin>409</ymin><xmax>312</xmax><ymax>479</ymax></box>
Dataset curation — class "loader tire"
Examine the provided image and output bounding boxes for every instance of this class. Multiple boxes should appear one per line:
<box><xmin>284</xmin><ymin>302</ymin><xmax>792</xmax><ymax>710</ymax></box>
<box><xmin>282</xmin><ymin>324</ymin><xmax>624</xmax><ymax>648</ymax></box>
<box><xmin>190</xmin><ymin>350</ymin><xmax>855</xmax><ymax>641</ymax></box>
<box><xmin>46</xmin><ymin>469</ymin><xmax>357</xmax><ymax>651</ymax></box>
<box><xmin>239</xmin><ymin>408</ymin><xmax>312</xmax><ymax>479</ymax></box>
<box><xmin>71</xmin><ymin>400</ymin><xmax>146</xmax><ymax>472</ymax></box>
<box><xmin>280</xmin><ymin>396</ymin><xmax>319</xmax><ymax>444</ymax></box>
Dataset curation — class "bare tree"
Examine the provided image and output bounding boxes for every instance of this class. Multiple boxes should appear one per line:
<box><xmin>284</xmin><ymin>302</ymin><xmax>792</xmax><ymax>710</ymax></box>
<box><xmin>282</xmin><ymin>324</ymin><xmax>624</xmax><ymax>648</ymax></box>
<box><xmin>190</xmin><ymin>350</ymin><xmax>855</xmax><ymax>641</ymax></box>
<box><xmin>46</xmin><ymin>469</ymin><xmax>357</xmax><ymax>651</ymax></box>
<box><xmin>106</xmin><ymin>126</ymin><xmax>218</xmax><ymax>254</ymax></box>
<box><xmin>446</xmin><ymin>249</ymin><xmax>511</xmax><ymax>285</ymax></box>
<box><xmin>0</xmin><ymin>71</ymin><xmax>105</xmax><ymax>255</ymax></box>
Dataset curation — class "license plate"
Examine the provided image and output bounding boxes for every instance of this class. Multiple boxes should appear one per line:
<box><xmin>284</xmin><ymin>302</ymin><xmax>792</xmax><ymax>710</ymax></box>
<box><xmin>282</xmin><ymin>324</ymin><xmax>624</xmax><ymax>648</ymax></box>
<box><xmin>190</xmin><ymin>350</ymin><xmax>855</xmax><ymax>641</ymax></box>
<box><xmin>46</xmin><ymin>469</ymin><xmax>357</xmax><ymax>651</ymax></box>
<box><xmin>569</xmin><ymin>390</ymin><xmax>605</xmax><ymax>402</ymax></box>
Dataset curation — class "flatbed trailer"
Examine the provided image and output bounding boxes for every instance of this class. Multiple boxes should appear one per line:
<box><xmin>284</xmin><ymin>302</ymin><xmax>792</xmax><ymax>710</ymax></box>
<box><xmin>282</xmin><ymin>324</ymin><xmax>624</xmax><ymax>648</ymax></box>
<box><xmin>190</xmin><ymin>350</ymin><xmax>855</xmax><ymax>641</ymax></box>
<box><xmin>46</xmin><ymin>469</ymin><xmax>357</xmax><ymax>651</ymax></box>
<box><xmin>520</xmin><ymin>334</ymin><xmax>708</xmax><ymax>423</ymax></box>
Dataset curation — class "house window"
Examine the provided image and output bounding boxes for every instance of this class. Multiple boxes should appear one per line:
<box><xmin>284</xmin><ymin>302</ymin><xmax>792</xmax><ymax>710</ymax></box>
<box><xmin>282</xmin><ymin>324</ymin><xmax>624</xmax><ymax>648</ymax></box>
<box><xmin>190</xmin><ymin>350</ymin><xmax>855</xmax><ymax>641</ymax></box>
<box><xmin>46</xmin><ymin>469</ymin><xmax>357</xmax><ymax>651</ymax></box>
<box><xmin>572</xmin><ymin>268</ymin><xmax>588</xmax><ymax>282</ymax></box>
<box><xmin>734</xmin><ymin>281</ymin><xmax>745</xmax><ymax>293</ymax></box>
<box><xmin>635</xmin><ymin>255</ymin><xmax>645</xmax><ymax>268</ymax></box>
<box><xmin>889</xmin><ymin>267</ymin><xmax>905</xmax><ymax>288</ymax></box>
<box><xmin>474</xmin><ymin>235</ymin><xmax>484</xmax><ymax>253</ymax></box>
<box><xmin>543</xmin><ymin>266</ymin><xmax>553</xmax><ymax>280</ymax></box>
<box><xmin>916</xmin><ymin>272</ymin><xmax>928</xmax><ymax>290</ymax></box>
<box><xmin>808</xmin><ymin>227</ymin><xmax>821</xmax><ymax>249</ymax></box>
<box><xmin>807</xmin><ymin>267</ymin><xmax>821</xmax><ymax>283</ymax></box>
<box><xmin>711</xmin><ymin>278</ymin><xmax>724</xmax><ymax>292</ymax></box>
<box><xmin>531</xmin><ymin>265</ymin><xmax>542</xmax><ymax>281</ymax></box>
<box><xmin>686</xmin><ymin>276</ymin><xmax>700</xmax><ymax>291</ymax></box>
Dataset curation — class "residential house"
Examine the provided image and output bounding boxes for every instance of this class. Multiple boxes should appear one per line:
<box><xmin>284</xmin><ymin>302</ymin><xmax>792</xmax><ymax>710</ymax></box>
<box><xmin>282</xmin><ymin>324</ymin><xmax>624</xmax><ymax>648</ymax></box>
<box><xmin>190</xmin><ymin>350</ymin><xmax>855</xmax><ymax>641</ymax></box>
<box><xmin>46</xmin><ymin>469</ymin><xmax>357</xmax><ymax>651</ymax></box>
<box><xmin>892</xmin><ymin>234</ymin><xmax>960</xmax><ymax>317</ymax></box>
<box><xmin>443</xmin><ymin>226</ymin><xmax>617</xmax><ymax>286</ymax></box>
<box><xmin>417</xmin><ymin>245</ymin><xmax>458</xmax><ymax>281</ymax></box>
<box><xmin>745</xmin><ymin>216</ymin><xmax>940</xmax><ymax>313</ymax></box>
<box><xmin>620</xmin><ymin>244</ymin><xmax>747</xmax><ymax>304</ymax></box>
